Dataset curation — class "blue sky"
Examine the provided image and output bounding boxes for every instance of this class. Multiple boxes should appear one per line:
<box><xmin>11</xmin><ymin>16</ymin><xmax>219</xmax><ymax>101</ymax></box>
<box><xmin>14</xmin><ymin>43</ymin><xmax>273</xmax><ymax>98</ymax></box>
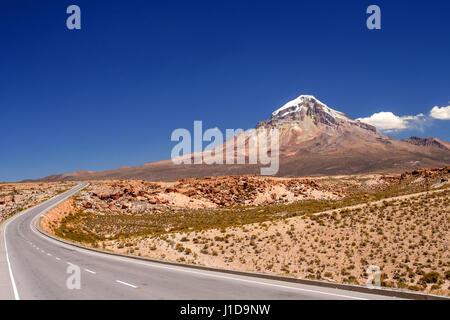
<box><xmin>1</xmin><ymin>0</ymin><xmax>449</xmax><ymax>181</ymax></box>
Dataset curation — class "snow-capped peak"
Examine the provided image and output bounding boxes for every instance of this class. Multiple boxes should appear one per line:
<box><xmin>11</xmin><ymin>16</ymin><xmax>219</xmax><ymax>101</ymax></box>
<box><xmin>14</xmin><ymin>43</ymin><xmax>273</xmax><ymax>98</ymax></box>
<box><xmin>272</xmin><ymin>94</ymin><xmax>348</xmax><ymax>120</ymax></box>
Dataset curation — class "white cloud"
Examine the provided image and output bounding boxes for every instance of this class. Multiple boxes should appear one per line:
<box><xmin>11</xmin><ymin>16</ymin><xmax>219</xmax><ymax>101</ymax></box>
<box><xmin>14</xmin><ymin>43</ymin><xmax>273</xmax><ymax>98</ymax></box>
<box><xmin>429</xmin><ymin>105</ymin><xmax>450</xmax><ymax>120</ymax></box>
<box><xmin>356</xmin><ymin>112</ymin><xmax>426</xmax><ymax>132</ymax></box>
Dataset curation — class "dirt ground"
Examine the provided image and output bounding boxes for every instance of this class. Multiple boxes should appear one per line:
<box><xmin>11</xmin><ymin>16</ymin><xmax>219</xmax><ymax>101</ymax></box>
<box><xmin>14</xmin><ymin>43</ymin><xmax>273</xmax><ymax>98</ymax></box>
<box><xmin>101</xmin><ymin>188</ymin><xmax>449</xmax><ymax>295</ymax></box>
<box><xmin>42</xmin><ymin>167</ymin><xmax>450</xmax><ymax>296</ymax></box>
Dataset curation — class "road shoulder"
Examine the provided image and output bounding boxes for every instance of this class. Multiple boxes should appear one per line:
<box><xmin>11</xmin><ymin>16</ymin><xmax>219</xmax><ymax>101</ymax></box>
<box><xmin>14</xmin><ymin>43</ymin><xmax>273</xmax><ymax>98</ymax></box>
<box><xmin>0</xmin><ymin>222</ymin><xmax>15</xmax><ymax>299</ymax></box>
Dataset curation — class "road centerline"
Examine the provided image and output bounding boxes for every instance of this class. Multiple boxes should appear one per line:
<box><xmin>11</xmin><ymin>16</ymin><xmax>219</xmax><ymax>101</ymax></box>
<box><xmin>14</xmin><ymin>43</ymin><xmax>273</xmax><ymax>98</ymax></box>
<box><xmin>116</xmin><ymin>280</ymin><xmax>138</xmax><ymax>288</ymax></box>
<box><xmin>84</xmin><ymin>269</ymin><xmax>96</xmax><ymax>274</ymax></box>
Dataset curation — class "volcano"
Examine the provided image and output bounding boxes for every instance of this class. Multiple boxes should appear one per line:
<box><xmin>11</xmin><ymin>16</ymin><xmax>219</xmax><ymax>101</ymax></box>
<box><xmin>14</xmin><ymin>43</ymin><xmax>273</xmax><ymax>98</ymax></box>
<box><xmin>35</xmin><ymin>95</ymin><xmax>450</xmax><ymax>181</ymax></box>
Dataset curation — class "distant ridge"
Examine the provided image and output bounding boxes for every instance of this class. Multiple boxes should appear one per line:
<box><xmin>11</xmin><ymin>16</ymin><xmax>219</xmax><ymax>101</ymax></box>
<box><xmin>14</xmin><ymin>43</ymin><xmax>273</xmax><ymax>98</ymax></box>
<box><xmin>402</xmin><ymin>136</ymin><xmax>450</xmax><ymax>150</ymax></box>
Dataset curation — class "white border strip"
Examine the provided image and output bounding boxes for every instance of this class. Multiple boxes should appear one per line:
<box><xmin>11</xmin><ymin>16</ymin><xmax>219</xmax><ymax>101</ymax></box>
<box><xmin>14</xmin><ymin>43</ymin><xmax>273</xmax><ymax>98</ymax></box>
<box><xmin>3</xmin><ymin>227</ymin><xmax>20</xmax><ymax>300</ymax></box>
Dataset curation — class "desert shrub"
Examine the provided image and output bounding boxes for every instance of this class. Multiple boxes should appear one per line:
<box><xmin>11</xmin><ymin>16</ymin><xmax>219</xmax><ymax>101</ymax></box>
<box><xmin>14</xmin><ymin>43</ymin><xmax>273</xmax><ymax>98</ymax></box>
<box><xmin>344</xmin><ymin>276</ymin><xmax>359</xmax><ymax>285</ymax></box>
<box><xmin>420</xmin><ymin>272</ymin><xmax>441</xmax><ymax>284</ymax></box>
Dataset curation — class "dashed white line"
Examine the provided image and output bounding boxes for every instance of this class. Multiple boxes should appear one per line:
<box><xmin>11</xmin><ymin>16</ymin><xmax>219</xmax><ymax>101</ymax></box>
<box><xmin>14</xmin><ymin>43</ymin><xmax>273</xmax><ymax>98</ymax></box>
<box><xmin>115</xmin><ymin>257</ymin><xmax>369</xmax><ymax>300</ymax></box>
<box><xmin>47</xmin><ymin>253</ymin><xmax>52</xmax><ymax>256</ymax></box>
<box><xmin>84</xmin><ymin>269</ymin><xmax>96</xmax><ymax>274</ymax></box>
<box><xmin>55</xmin><ymin>257</ymin><xmax>61</xmax><ymax>261</ymax></box>
<box><xmin>115</xmin><ymin>280</ymin><xmax>138</xmax><ymax>288</ymax></box>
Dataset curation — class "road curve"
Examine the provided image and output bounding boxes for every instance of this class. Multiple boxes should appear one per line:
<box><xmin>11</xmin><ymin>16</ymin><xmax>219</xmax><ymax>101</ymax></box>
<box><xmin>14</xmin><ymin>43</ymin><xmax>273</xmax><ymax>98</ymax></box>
<box><xmin>0</xmin><ymin>183</ymin><xmax>399</xmax><ymax>300</ymax></box>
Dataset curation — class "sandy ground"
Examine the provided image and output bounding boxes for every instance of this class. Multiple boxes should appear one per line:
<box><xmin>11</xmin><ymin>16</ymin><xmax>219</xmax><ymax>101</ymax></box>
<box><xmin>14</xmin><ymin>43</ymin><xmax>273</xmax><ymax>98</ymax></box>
<box><xmin>41</xmin><ymin>198</ymin><xmax>76</xmax><ymax>234</ymax></box>
<box><xmin>100</xmin><ymin>188</ymin><xmax>449</xmax><ymax>295</ymax></box>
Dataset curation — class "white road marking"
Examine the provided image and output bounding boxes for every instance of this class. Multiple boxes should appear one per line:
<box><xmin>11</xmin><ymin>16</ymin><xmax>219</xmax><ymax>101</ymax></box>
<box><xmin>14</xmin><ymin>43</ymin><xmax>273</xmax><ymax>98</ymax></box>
<box><xmin>116</xmin><ymin>280</ymin><xmax>138</xmax><ymax>288</ymax></box>
<box><xmin>3</xmin><ymin>223</ymin><xmax>20</xmax><ymax>300</ymax></box>
<box><xmin>47</xmin><ymin>253</ymin><xmax>52</xmax><ymax>256</ymax></box>
<box><xmin>84</xmin><ymin>269</ymin><xmax>96</xmax><ymax>274</ymax></box>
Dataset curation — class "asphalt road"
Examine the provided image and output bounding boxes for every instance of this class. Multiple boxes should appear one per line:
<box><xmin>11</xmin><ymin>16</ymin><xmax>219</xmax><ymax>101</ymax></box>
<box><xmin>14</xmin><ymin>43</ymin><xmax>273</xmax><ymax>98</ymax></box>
<box><xmin>0</xmin><ymin>183</ymin><xmax>400</xmax><ymax>300</ymax></box>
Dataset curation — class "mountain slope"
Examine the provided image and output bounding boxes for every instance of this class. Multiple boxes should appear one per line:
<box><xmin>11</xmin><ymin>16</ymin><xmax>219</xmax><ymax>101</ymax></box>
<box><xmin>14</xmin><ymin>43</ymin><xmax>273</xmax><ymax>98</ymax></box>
<box><xmin>35</xmin><ymin>95</ymin><xmax>450</xmax><ymax>181</ymax></box>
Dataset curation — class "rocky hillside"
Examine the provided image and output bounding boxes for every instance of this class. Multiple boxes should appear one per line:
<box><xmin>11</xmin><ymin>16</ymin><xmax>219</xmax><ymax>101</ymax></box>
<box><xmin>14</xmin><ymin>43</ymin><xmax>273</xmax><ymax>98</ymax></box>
<box><xmin>0</xmin><ymin>182</ymin><xmax>75</xmax><ymax>222</ymax></box>
<box><xmin>74</xmin><ymin>176</ymin><xmax>344</xmax><ymax>215</ymax></box>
